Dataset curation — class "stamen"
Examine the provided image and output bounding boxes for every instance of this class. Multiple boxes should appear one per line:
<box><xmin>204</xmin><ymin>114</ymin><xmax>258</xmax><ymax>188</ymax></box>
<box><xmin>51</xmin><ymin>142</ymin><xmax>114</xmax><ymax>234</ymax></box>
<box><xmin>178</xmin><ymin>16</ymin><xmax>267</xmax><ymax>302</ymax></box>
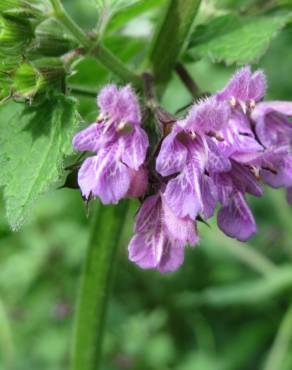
<box><xmin>249</xmin><ymin>100</ymin><xmax>256</xmax><ymax>110</ymax></box>
<box><xmin>229</xmin><ymin>97</ymin><xmax>237</xmax><ymax>107</ymax></box>
<box><xmin>207</xmin><ymin>131</ymin><xmax>224</xmax><ymax>141</ymax></box>
<box><xmin>239</xmin><ymin>101</ymin><xmax>247</xmax><ymax>114</ymax></box>
<box><xmin>250</xmin><ymin>166</ymin><xmax>261</xmax><ymax>180</ymax></box>
<box><xmin>96</xmin><ymin>114</ymin><xmax>104</xmax><ymax>123</ymax></box>
<box><xmin>116</xmin><ymin>121</ymin><xmax>133</xmax><ymax>134</ymax></box>
<box><xmin>190</xmin><ymin>130</ymin><xmax>196</xmax><ymax>139</ymax></box>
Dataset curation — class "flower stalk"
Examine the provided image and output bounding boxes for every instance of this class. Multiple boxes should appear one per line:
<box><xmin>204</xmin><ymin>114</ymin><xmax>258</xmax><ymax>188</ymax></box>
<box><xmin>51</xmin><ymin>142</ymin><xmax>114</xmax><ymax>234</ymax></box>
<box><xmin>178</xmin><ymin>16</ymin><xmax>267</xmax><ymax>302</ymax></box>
<box><xmin>149</xmin><ymin>0</ymin><xmax>201</xmax><ymax>88</ymax></box>
<box><xmin>71</xmin><ymin>201</ymin><xmax>129</xmax><ymax>370</ymax></box>
<box><xmin>49</xmin><ymin>0</ymin><xmax>141</xmax><ymax>86</ymax></box>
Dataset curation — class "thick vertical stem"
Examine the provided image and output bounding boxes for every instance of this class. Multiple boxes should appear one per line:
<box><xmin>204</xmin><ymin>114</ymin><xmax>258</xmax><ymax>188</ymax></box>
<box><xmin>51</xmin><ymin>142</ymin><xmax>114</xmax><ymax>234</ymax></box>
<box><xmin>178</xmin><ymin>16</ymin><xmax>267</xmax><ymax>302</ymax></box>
<box><xmin>71</xmin><ymin>201</ymin><xmax>129</xmax><ymax>370</ymax></box>
<box><xmin>149</xmin><ymin>0</ymin><xmax>201</xmax><ymax>88</ymax></box>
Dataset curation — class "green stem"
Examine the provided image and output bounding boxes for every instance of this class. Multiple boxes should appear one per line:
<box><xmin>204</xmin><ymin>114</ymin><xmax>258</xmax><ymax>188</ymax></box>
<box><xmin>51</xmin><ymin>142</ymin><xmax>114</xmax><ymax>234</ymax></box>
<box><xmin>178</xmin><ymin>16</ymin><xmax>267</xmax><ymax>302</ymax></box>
<box><xmin>92</xmin><ymin>45</ymin><xmax>142</xmax><ymax>87</ymax></box>
<box><xmin>263</xmin><ymin>303</ymin><xmax>292</xmax><ymax>370</ymax></box>
<box><xmin>149</xmin><ymin>0</ymin><xmax>201</xmax><ymax>88</ymax></box>
<box><xmin>71</xmin><ymin>201</ymin><xmax>129</xmax><ymax>370</ymax></box>
<box><xmin>49</xmin><ymin>0</ymin><xmax>91</xmax><ymax>48</ymax></box>
<box><xmin>49</xmin><ymin>0</ymin><xmax>141</xmax><ymax>85</ymax></box>
<box><xmin>69</xmin><ymin>86</ymin><xmax>99</xmax><ymax>98</ymax></box>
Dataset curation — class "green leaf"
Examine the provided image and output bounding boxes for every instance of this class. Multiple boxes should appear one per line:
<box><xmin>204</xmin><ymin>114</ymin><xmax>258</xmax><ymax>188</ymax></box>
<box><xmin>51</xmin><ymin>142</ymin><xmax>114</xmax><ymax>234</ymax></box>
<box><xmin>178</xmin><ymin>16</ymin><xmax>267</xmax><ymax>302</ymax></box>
<box><xmin>0</xmin><ymin>94</ymin><xmax>78</xmax><ymax>229</ymax></box>
<box><xmin>105</xmin><ymin>0</ymin><xmax>166</xmax><ymax>34</ymax></box>
<box><xmin>178</xmin><ymin>265</ymin><xmax>292</xmax><ymax>307</ymax></box>
<box><xmin>189</xmin><ymin>13</ymin><xmax>292</xmax><ymax>65</ymax></box>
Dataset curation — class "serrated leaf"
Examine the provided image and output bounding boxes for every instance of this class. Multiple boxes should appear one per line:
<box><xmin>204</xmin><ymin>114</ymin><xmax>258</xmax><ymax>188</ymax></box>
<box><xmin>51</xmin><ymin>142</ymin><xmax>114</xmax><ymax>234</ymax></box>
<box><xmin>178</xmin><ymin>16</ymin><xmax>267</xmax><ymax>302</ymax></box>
<box><xmin>0</xmin><ymin>94</ymin><xmax>78</xmax><ymax>229</ymax></box>
<box><xmin>189</xmin><ymin>13</ymin><xmax>292</xmax><ymax>65</ymax></box>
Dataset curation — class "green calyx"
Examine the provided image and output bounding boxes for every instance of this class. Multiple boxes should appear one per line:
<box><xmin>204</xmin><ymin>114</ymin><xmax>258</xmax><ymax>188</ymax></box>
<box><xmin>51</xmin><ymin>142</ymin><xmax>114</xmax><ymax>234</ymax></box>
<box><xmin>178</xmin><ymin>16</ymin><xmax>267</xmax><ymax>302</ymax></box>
<box><xmin>0</xmin><ymin>15</ymin><xmax>34</xmax><ymax>55</ymax></box>
<box><xmin>12</xmin><ymin>62</ymin><xmax>44</xmax><ymax>97</ymax></box>
<box><xmin>12</xmin><ymin>58</ymin><xmax>65</xmax><ymax>98</ymax></box>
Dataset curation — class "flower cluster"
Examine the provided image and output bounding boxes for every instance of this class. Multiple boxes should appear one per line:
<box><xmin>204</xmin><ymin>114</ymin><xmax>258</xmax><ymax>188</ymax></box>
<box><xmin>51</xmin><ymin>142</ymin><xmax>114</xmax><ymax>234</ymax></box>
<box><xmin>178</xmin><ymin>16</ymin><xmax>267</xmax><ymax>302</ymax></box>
<box><xmin>73</xmin><ymin>85</ymin><xmax>149</xmax><ymax>203</ymax></box>
<box><xmin>72</xmin><ymin>67</ymin><xmax>292</xmax><ymax>273</ymax></box>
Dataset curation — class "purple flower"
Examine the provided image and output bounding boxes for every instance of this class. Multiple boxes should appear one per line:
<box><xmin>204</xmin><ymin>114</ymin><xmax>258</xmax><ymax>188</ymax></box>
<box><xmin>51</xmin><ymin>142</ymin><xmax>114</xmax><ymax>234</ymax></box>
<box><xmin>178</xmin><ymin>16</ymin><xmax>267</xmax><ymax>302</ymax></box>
<box><xmin>214</xmin><ymin>160</ymin><xmax>262</xmax><ymax>241</ymax></box>
<box><xmin>251</xmin><ymin>101</ymin><xmax>292</xmax><ymax>198</ymax></box>
<box><xmin>72</xmin><ymin>84</ymin><xmax>149</xmax><ymax>204</ymax></box>
<box><xmin>217</xmin><ymin>66</ymin><xmax>266</xmax><ymax>104</ymax></box>
<box><xmin>216</xmin><ymin>67</ymin><xmax>266</xmax><ymax>158</ymax></box>
<box><xmin>156</xmin><ymin>97</ymin><xmax>230</xmax><ymax>220</ymax></box>
<box><xmin>128</xmin><ymin>193</ymin><xmax>198</xmax><ymax>273</ymax></box>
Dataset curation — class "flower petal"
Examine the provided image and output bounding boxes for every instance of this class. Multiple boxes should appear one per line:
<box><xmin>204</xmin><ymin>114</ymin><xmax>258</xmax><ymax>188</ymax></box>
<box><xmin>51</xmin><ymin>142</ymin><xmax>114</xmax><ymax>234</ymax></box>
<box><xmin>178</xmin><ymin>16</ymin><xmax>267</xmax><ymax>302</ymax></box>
<box><xmin>261</xmin><ymin>155</ymin><xmax>292</xmax><ymax>188</ymax></box>
<box><xmin>249</xmin><ymin>70</ymin><xmax>266</xmax><ymax>101</ymax></box>
<box><xmin>201</xmin><ymin>175</ymin><xmax>218</xmax><ymax>220</ymax></box>
<box><xmin>128</xmin><ymin>228</ymin><xmax>165</xmax><ymax>270</ymax></box>
<box><xmin>90</xmin><ymin>143</ymin><xmax>131</xmax><ymax>204</ymax></box>
<box><xmin>134</xmin><ymin>194</ymin><xmax>161</xmax><ymax>233</ymax></box>
<box><xmin>156</xmin><ymin>129</ymin><xmax>188</xmax><ymax>176</ymax></box>
<box><xmin>161</xmin><ymin>195</ymin><xmax>199</xmax><ymax>245</ymax></box>
<box><xmin>217</xmin><ymin>192</ymin><xmax>256</xmax><ymax>241</ymax></box>
<box><xmin>252</xmin><ymin>102</ymin><xmax>292</xmax><ymax>147</ymax></box>
<box><xmin>72</xmin><ymin>123</ymin><xmax>106</xmax><ymax>152</ymax></box>
<box><xmin>206</xmin><ymin>138</ymin><xmax>231</xmax><ymax>173</ymax></box>
<box><xmin>184</xmin><ymin>97</ymin><xmax>230</xmax><ymax>134</ymax></box>
<box><xmin>97</xmin><ymin>84</ymin><xmax>119</xmax><ymax>115</ymax></box>
<box><xmin>158</xmin><ymin>240</ymin><xmax>185</xmax><ymax>273</ymax></box>
<box><xmin>117</xmin><ymin>85</ymin><xmax>141</xmax><ymax>125</ymax></box>
<box><xmin>164</xmin><ymin>165</ymin><xmax>202</xmax><ymax>220</ymax></box>
<box><xmin>126</xmin><ymin>167</ymin><xmax>148</xmax><ymax>198</ymax></box>
<box><xmin>121</xmin><ymin>126</ymin><xmax>148</xmax><ymax>170</ymax></box>
<box><xmin>220</xmin><ymin>111</ymin><xmax>263</xmax><ymax>157</ymax></box>
<box><xmin>230</xmin><ymin>161</ymin><xmax>263</xmax><ymax>197</ymax></box>
<box><xmin>77</xmin><ymin>156</ymin><xmax>98</xmax><ymax>199</ymax></box>
<box><xmin>217</xmin><ymin>66</ymin><xmax>252</xmax><ymax>101</ymax></box>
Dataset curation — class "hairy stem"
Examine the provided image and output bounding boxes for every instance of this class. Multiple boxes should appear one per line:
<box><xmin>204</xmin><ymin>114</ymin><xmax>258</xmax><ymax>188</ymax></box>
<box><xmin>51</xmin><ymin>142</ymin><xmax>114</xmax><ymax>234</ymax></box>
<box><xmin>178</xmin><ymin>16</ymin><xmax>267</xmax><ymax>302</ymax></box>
<box><xmin>49</xmin><ymin>0</ymin><xmax>141</xmax><ymax>85</ymax></box>
<box><xmin>71</xmin><ymin>201</ymin><xmax>129</xmax><ymax>370</ymax></box>
<box><xmin>92</xmin><ymin>45</ymin><xmax>142</xmax><ymax>86</ymax></box>
<box><xmin>49</xmin><ymin>0</ymin><xmax>91</xmax><ymax>48</ymax></box>
<box><xmin>149</xmin><ymin>0</ymin><xmax>201</xmax><ymax>88</ymax></box>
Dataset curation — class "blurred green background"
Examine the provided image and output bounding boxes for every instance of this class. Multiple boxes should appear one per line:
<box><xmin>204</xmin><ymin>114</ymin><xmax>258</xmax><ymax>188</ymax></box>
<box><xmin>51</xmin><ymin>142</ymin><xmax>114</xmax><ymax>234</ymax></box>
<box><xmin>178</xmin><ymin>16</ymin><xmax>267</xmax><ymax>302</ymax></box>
<box><xmin>1</xmin><ymin>1</ymin><xmax>292</xmax><ymax>369</ymax></box>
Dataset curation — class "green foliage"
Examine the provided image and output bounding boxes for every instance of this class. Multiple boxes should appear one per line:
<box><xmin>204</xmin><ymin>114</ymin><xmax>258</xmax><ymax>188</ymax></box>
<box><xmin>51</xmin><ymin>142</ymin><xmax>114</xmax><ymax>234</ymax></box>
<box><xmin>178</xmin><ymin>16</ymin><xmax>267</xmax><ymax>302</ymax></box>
<box><xmin>0</xmin><ymin>0</ymin><xmax>292</xmax><ymax>370</ymax></box>
<box><xmin>0</xmin><ymin>94</ymin><xmax>77</xmax><ymax>229</ymax></box>
<box><xmin>178</xmin><ymin>265</ymin><xmax>292</xmax><ymax>307</ymax></box>
<box><xmin>189</xmin><ymin>13</ymin><xmax>292</xmax><ymax>65</ymax></box>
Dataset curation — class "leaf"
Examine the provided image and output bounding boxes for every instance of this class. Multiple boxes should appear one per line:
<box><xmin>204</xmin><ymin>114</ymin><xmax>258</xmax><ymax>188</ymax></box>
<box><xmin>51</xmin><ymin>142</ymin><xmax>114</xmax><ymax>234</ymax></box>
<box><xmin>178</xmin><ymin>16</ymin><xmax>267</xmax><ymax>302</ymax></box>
<box><xmin>188</xmin><ymin>13</ymin><xmax>292</xmax><ymax>65</ymax></box>
<box><xmin>177</xmin><ymin>265</ymin><xmax>292</xmax><ymax>307</ymax></box>
<box><xmin>0</xmin><ymin>94</ymin><xmax>78</xmax><ymax>229</ymax></box>
<box><xmin>105</xmin><ymin>0</ymin><xmax>166</xmax><ymax>34</ymax></box>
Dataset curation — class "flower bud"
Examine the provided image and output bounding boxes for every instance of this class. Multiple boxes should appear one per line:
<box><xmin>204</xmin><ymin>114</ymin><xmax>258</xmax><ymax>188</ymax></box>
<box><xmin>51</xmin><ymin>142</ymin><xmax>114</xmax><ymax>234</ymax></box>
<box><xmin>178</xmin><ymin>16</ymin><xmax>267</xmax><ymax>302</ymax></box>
<box><xmin>12</xmin><ymin>62</ymin><xmax>44</xmax><ymax>97</ymax></box>
<box><xmin>12</xmin><ymin>58</ymin><xmax>65</xmax><ymax>98</ymax></box>
<box><xmin>31</xmin><ymin>19</ymin><xmax>77</xmax><ymax>57</ymax></box>
<box><xmin>0</xmin><ymin>14</ymin><xmax>34</xmax><ymax>55</ymax></box>
<box><xmin>0</xmin><ymin>0</ymin><xmax>43</xmax><ymax>20</ymax></box>
<box><xmin>0</xmin><ymin>0</ymin><xmax>22</xmax><ymax>12</ymax></box>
